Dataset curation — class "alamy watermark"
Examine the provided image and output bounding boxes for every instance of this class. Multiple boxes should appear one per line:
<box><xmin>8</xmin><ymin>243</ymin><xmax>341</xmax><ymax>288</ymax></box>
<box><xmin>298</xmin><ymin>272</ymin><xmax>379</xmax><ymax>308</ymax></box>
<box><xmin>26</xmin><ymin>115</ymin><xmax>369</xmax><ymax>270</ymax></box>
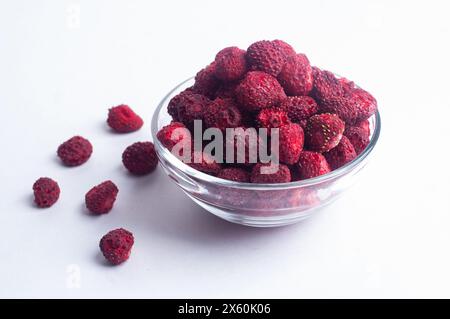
<box><xmin>171</xmin><ymin>120</ymin><xmax>280</xmax><ymax>174</ymax></box>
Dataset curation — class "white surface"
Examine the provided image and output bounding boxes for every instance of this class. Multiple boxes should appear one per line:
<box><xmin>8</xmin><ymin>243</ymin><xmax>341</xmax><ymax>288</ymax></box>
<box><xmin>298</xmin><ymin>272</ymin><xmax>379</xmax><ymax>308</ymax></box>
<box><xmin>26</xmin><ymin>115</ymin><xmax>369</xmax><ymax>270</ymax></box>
<box><xmin>1</xmin><ymin>0</ymin><xmax>450</xmax><ymax>298</ymax></box>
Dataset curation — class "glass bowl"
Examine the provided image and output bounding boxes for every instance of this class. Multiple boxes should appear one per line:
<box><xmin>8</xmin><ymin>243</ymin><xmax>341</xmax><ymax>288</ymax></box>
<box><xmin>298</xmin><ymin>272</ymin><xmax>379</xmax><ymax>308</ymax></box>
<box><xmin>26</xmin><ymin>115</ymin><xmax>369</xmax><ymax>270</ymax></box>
<box><xmin>151</xmin><ymin>78</ymin><xmax>381</xmax><ymax>227</ymax></box>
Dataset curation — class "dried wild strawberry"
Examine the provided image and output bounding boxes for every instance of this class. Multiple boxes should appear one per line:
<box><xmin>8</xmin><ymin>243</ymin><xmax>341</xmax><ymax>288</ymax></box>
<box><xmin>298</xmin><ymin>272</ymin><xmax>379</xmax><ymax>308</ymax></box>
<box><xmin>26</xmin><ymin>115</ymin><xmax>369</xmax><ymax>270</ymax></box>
<box><xmin>280</xmin><ymin>96</ymin><xmax>318</xmax><ymax>123</ymax></box>
<box><xmin>214</xmin><ymin>47</ymin><xmax>247</xmax><ymax>82</ymax></box>
<box><xmin>107</xmin><ymin>105</ymin><xmax>144</xmax><ymax>133</ymax></box>
<box><xmin>57</xmin><ymin>136</ymin><xmax>93</xmax><ymax>167</ymax></box>
<box><xmin>305</xmin><ymin>113</ymin><xmax>345</xmax><ymax>153</ymax></box>
<box><xmin>99</xmin><ymin>228</ymin><xmax>134</xmax><ymax>265</ymax></box>
<box><xmin>344</xmin><ymin>126</ymin><xmax>369</xmax><ymax>155</ymax></box>
<box><xmin>236</xmin><ymin>71</ymin><xmax>286</xmax><ymax>112</ymax></box>
<box><xmin>278</xmin><ymin>53</ymin><xmax>313</xmax><ymax>96</ymax></box>
<box><xmin>297</xmin><ymin>151</ymin><xmax>331</xmax><ymax>179</ymax></box>
<box><xmin>32</xmin><ymin>177</ymin><xmax>60</xmax><ymax>208</ymax></box>
<box><xmin>278</xmin><ymin>123</ymin><xmax>304</xmax><ymax>165</ymax></box>
<box><xmin>122</xmin><ymin>142</ymin><xmax>158</xmax><ymax>175</ymax></box>
<box><xmin>192</xmin><ymin>62</ymin><xmax>220</xmax><ymax>99</ymax></box>
<box><xmin>85</xmin><ymin>181</ymin><xmax>119</xmax><ymax>215</ymax></box>
<box><xmin>256</xmin><ymin>107</ymin><xmax>290</xmax><ymax>133</ymax></box>
<box><xmin>204</xmin><ymin>98</ymin><xmax>243</xmax><ymax>130</ymax></box>
<box><xmin>323</xmin><ymin>136</ymin><xmax>357</xmax><ymax>170</ymax></box>
<box><xmin>246</xmin><ymin>40</ymin><xmax>290</xmax><ymax>77</ymax></box>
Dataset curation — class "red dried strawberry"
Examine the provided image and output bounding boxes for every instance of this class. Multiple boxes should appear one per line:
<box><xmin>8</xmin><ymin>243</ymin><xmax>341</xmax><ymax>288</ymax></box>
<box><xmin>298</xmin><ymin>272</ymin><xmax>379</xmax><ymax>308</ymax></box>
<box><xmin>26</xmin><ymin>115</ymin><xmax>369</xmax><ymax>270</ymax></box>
<box><xmin>278</xmin><ymin>123</ymin><xmax>304</xmax><ymax>165</ymax></box>
<box><xmin>99</xmin><ymin>228</ymin><xmax>134</xmax><ymax>265</ymax></box>
<box><xmin>256</xmin><ymin>107</ymin><xmax>290</xmax><ymax>133</ymax></box>
<box><xmin>85</xmin><ymin>181</ymin><xmax>119</xmax><ymax>214</ymax></box>
<box><xmin>214</xmin><ymin>47</ymin><xmax>247</xmax><ymax>81</ymax></box>
<box><xmin>305</xmin><ymin>113</ymin><xmax>345</xmax><ymax>153</ymax></box>
<box><xmin>192</xmin><ymin>62</ymin><xmax>220</xmax><ymax>99</ymax></box>
<box><xmin>344</xmin><ymin>126</ymin><xmax>369</xmax><ymax>155</ymax></box>
<box><xmin>311</xmin><ymin>67</ymin><xmax>344</xmax><ymax>102</ymax></box>
<box><xmin>278</xmin><ymin>54</ymin><xmax>313</xmax><ymax>96</ymax></box>
<box><xmin>323</xmin><ymin>136</ymin><xmax>357</xmax><ymax>170</ymax></box>
<box><xmin>107</xmin><ymin>105</ymin><xmax>144</xmax><ymax>133</ymax></box>
<box><xmin>169</xmin><ymin>91</ymin><xmax>210</xmax><ymax>128</ymax></box>
<box><xmin>236</xmin><ymin>71</ymin><xmax>286</xmax><ymax>112</ymax></box>
<box><xmin>279</xmin><ymin>96</ymin><xmax>318</xmax><ymax>123</ymax></box>
<box><xmin>32</xmin><ymin>177</ymin><xmax>60</xmax><ymax>208</ymax></box>
<box><xmin>167</xmin><ymin>88</ymin><xmax>193</xmax><ymax>121</ymax></box>
<box><xmin>353</xmin><ymin>119</ymin><xmax>371</xmax><ymax>137</ymax></box>
<box><xmin>214</xmin><ymin>81</ymin><xmax>239</xmax><ymax>99</ymax></box>
<box><xmin>272</xmin><ymin>39</ymin><xmax>296</xmax><ymax>58</ymax></box>
<box><xmin>204</xmin><ymin>98</ymin><xmax>242</xmax><ymax>130</ymax></box>
<box><xmin>57</xmin><ymin>136</ymin><xmax>93</xmax><ymax>167</ymax></box>
<box><xmin>122</xmin><ymin>142</ymin><xmax>158</xmax><ymax>175</ymax></box>
<box><xmin>297</xmin><ymin>151</ymin><xmax>331</xmax><ymax>179</ymax></box>
<box><xmin>312</xmin><ymin>68</ymin><xmax>377</xmax><ymax>125</ymax></box>
<box><xmin>246</xmin><ymin>40</ymin><xmax>290</xmax><ymax>77</ymax></box>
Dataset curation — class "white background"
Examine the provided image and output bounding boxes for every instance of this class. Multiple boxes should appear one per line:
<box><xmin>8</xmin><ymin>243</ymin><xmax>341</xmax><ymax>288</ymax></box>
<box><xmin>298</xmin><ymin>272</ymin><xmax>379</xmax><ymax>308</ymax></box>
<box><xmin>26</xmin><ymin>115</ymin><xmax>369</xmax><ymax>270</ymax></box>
<box><xmin>1</xmin><ymin>0</ymin><xmax>450</xmax><ymax>298</ymax></box>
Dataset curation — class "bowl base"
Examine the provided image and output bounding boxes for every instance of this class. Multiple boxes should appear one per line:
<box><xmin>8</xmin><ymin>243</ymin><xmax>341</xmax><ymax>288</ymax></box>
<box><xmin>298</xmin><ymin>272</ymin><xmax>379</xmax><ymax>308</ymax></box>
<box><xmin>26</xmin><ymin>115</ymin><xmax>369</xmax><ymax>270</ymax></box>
<box><xmin>189</xmin><ymin>196</ymin><xmax>335</xmax><ymax>227</ymax></box>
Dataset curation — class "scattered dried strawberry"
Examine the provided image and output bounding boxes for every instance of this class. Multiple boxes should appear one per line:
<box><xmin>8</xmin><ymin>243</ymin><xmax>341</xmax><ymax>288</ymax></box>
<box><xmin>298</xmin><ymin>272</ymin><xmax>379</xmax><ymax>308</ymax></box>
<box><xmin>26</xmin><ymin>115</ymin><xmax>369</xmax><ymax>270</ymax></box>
<box><xmin>305</xmin><ymin>113</ymin><xmax>345</xmax><ymax>153</ymax></box>
<box><xmin>323</xmin><ymin>136</ymin><xmax>357</xmax><ymax>170</ymax></box>
<box><xmin>85</xmin><ymin>181</ymin><xmax>119</xmax><ymax>214</ymax></box>
<box><xmin>107</xmin><ymin>105</ymin><xmax>143</xmax><ymax>133</ymax></box>
<box><xmin>122</xmin><ymin>142</ymin><xmax>158</xmax><ymax>175</ymax></box>
<box><xmin>57</xmin><ymin>136</ymin><xmax>93</xmax><ymax>166</ymax></box>
<box><xmin>32</xmin><ymin>177</ymin><xmax>60</xmax><ymax>208</ymax></box>
<box><xmin>99</xmin><ymin>228</ymin><xmax>134</xmax><ymax>265</ymax></box>
<box><xmin>297</xmin><ymin>151</ymin><xmax>331</xmax><ymax>179</ymax></box>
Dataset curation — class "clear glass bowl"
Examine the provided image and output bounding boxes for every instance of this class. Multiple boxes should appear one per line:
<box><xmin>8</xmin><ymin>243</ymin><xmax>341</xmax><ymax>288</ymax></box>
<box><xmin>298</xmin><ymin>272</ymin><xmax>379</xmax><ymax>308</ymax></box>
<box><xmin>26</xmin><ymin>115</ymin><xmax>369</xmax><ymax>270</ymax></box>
<box><xmin>151</xmin><ymin>78</ymin><xmax>381</xmax><ymax>227</ymax></box>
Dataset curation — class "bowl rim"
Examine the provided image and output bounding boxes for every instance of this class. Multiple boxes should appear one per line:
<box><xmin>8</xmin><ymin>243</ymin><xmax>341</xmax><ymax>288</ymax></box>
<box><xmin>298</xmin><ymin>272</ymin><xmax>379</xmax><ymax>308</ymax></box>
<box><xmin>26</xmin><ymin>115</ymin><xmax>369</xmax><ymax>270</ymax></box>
<box><xmin>151</xmin><ymin>77</ymin><xmax>381</xmax><ymax>190</ymax></box>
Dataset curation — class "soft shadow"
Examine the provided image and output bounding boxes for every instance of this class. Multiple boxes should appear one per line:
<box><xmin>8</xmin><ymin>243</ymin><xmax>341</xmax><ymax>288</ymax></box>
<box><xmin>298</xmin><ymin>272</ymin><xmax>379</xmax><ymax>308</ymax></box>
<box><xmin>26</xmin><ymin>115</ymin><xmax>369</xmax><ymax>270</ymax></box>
<box><xmin>80</xmin><ymin>202</ymin><xmax>102</xmax><ymax>217</ymax></box>
<box><xmin>94</xmin><ymin>251</ymin><xmax>116</xmax><ymax>267</ymax></box>
<box><xmin>25</xmin><ymin>193</ymin><xmax>36</xmax><ymax>208</ymax></box>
